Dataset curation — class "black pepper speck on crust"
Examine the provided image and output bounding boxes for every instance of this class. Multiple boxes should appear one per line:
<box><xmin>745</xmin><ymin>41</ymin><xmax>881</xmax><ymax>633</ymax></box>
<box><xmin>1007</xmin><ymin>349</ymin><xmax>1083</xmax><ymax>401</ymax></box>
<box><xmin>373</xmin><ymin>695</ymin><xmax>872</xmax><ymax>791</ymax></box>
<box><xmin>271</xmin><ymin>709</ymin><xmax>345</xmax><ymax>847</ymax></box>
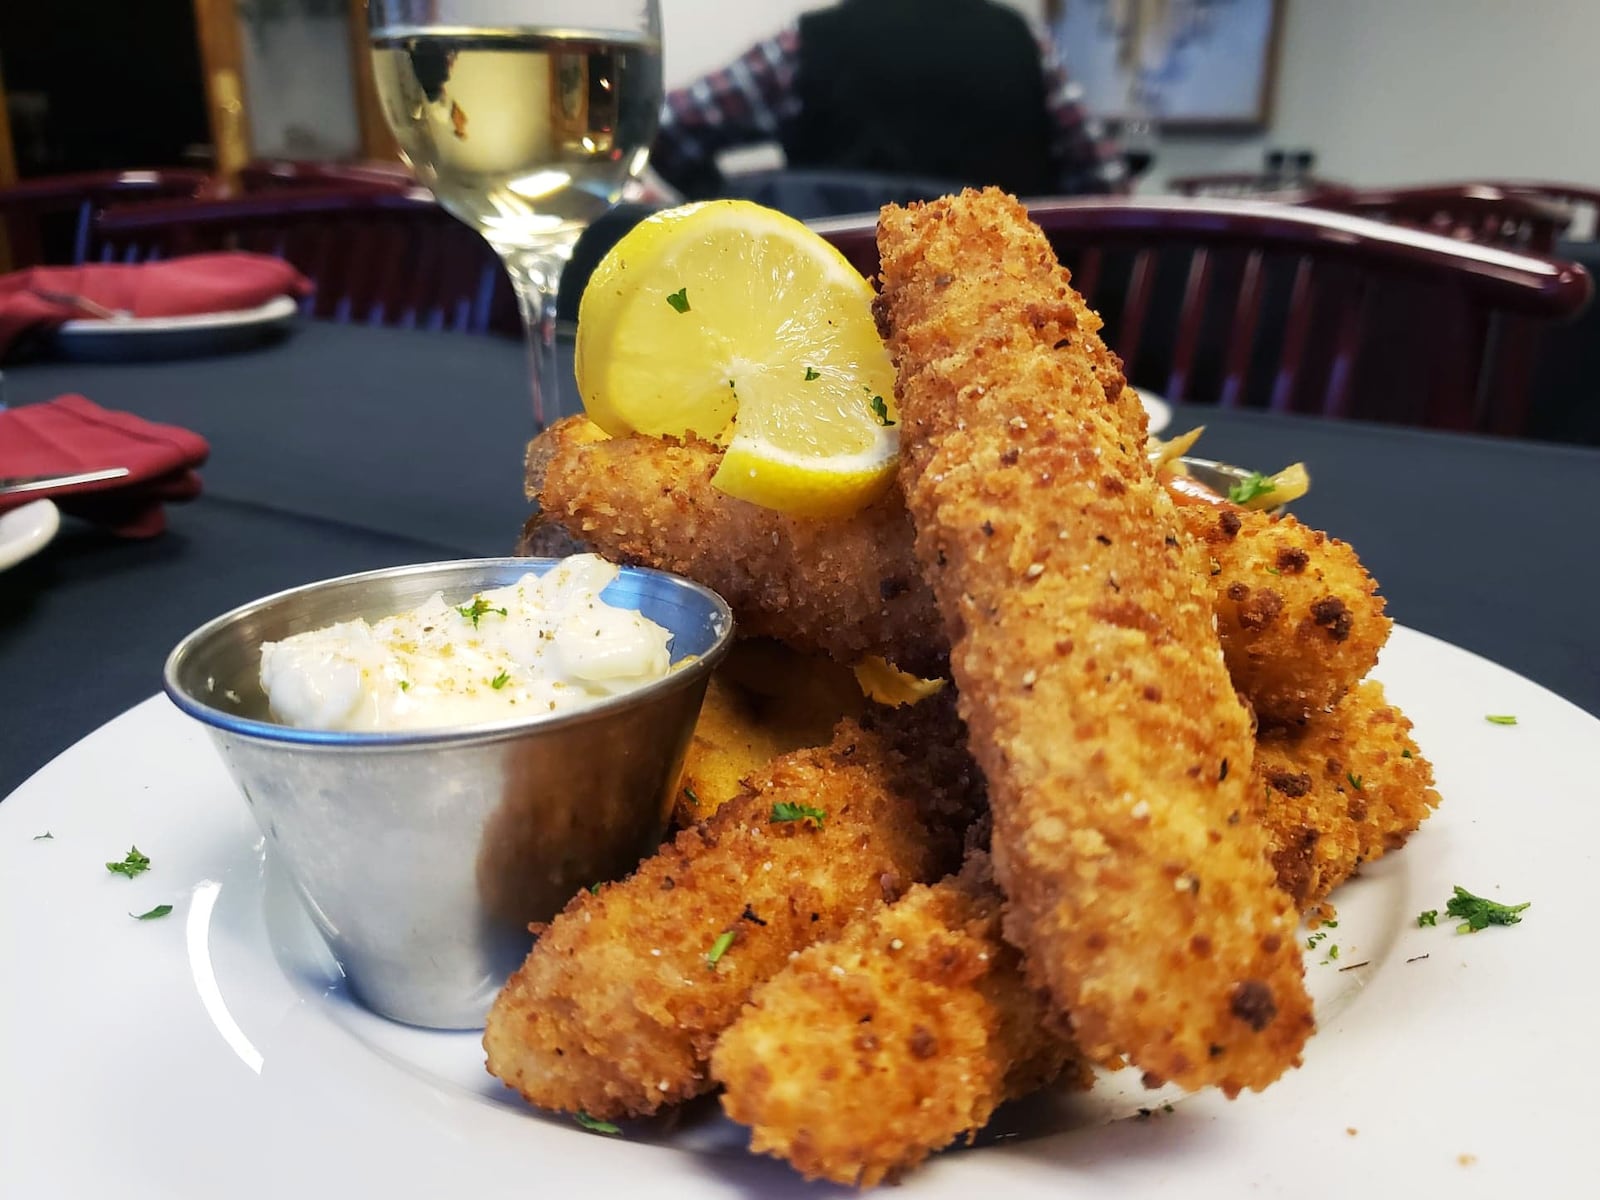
<box><xmin>1229</xmin><ymin>980</ymin><xmax>1278</xmax><ymax>1032</ymax></box>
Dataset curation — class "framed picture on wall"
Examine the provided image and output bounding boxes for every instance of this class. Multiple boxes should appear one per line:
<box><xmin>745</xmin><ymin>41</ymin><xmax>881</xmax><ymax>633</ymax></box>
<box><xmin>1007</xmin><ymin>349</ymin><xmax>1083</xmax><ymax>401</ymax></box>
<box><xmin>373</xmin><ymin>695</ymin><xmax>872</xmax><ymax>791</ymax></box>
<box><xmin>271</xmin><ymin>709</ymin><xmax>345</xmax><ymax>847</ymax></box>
<box><xmin>1048</xmin><ymin>0</ymin><xmax>1282</xmax><ymax>130</ymax></box>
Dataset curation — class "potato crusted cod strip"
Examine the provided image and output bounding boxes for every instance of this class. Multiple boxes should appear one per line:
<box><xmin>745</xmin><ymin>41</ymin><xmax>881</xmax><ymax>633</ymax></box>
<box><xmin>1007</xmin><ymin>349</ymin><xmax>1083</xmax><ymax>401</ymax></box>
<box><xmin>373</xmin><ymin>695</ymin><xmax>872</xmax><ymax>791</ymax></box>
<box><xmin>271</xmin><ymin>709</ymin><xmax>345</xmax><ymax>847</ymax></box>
<box><xmin>674</xmin><ymin>640</ymin><xmax>862</xmax><ymax>826</ymax></box>
<box><xmin>1180</xmin><ymin>501</ymin><xmax>1390</xmax><ymax>724</ymax></box>
<box><xmin>875</xmin><ymin>188</ymin><xmax>1311</xmax><ymax>1095</ymax></box>
<box><xmin>523</xmin><ymin>419</ymin><xmax>1388</xmax><ymax>725</ymax></box>
<box><xmin>528</xmin><ymin>415</ymin><xmax>946</xmax><ymax>676</ymax></box>
<box><xmin>713</xmin><ymin>850</ymin><xmax>1087</xmax><ymax>1188</ymax></box>
<box><xmin>1252</xmin><ymin>680</ymin><xmax>1441</xmax><ymax>912</ymax></box>
<box><xmin>484</xmin><ymin>701</ymin><xmax>981</xmax><ymax>1120</ymax></box>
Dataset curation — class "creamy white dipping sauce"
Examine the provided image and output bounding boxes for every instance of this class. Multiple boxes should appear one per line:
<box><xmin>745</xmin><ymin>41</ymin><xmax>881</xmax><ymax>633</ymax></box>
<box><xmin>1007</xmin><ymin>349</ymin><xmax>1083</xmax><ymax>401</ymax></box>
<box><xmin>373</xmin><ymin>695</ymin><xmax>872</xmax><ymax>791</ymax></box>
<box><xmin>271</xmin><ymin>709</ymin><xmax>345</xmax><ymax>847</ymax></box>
<box><xmin>258</xmin><ymin>555</ymin><xmax>674</xmax><ymax>731</ymax></box>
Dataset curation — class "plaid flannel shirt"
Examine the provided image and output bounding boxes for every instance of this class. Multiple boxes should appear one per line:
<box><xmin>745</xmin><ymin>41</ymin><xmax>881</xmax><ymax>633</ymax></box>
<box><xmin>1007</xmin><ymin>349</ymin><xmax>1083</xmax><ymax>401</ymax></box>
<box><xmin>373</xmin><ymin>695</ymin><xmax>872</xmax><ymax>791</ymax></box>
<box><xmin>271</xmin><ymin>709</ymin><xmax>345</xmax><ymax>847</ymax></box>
<box><xmin>652</xmin><ymin>22</ymin><xmax>1125</xmax><ymax>196</ymax></box>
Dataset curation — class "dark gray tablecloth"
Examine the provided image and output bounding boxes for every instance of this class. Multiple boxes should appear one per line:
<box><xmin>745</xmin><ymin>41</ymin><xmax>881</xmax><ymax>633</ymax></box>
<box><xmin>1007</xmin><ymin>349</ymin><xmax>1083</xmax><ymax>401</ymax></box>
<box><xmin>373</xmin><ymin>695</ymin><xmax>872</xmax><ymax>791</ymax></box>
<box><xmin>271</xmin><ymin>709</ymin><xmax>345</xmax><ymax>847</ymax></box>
<box><xmin>3</xmin><ymin>318</ymin><xmax>1598</xmax><ymax>797</ymax></box>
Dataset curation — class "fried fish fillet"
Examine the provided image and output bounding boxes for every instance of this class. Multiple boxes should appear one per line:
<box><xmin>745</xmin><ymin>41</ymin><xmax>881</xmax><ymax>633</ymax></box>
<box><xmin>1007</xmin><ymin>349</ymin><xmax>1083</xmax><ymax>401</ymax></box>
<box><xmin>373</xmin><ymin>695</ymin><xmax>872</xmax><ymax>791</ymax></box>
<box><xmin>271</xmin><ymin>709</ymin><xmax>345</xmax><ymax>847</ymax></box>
<box><xmin>713</xmin><ymin>850</ymin><xmax>1085</xmax><ymax>1187</ymax></box>
<box><xmin>674</xmin><ymin>639</ymin><xmax>863</xmax><ymax>826</ymax></box>
<box><xmin>524</xmin><ymin>416</ymin><xmax>946</xmax><ymax>676</ymax></box>
<box><xmin>523</xmin><ymin>420</ymin><xmax>1387</xmax><ymax>722</ymax></box>
<box><xmin>1181</xmin><ymin>500</ymin><xmax>1390</xmax><ymax>724</ymax></box>
<box><xmin>483</xmin><ymin>700</ymin><xmax>982</xmax><ymax>1120</ymax></box>
<box><xmin>1253</xmin><ymin>680</ymin><xmax>1441</xmax><ymax>912</ymax></box>
<box><xmin>875</xmin><ymin>188</ymin><xmax>1312</xmax><ymax>1096</ymax></box>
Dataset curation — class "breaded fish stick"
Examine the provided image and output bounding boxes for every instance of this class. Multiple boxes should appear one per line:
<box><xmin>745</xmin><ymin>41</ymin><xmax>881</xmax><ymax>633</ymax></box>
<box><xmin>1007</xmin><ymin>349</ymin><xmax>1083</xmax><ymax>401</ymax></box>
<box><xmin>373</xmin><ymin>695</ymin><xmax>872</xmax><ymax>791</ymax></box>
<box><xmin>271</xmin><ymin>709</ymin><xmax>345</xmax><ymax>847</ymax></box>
<box><xmin>713</xmin><ymin>850</ymin><xmax>1086</xmax><ymax>1188</ymax></box>
<box><xmin>1253</xmin><ymin>680</ymin><xmax>1441</xmax><ymax>912</ymax></box>
<box><xmin>525</xmin><ymin>421</ymin><xmax>1387</xmax><ymax>721</ymax></box>
<box><xmin>526</xmin><ymin>416</ymin><xmax>947</xmax><ymax>677</ymax></box>
<box><xmin>483</xmin><ymin>702</ymin><xmax>981</xmax><ymax>1120</ymax></box>
<box><xmin>875</xmin><ymin>189</ymin><xmax>1312</xmax><ymax>1096</ymax></box>
<box><xmin>1181</xmin><ymin>501</ymin><xmax>1390</xmax><ymax>724</ymax></box>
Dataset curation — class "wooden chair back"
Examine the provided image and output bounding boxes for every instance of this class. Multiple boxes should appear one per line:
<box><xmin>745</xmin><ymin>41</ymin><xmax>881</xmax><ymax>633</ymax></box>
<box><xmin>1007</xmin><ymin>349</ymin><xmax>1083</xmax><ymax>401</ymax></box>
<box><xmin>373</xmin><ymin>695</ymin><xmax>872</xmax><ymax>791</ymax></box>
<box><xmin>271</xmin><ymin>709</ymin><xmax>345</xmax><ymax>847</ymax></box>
<box><xmin>93</xmin><ymin>188</ymin><xmax>506</xmax><ymax>334</ymax></box>
<box><xmin>1311</xmin><ymin>184</ymin><xmax>1572</xmax><ymax>254</ymax></box>
<box><xmin>815</xmin><ymin>197</ymin><xmax>1591</xmax><ymax>436</ymax></box>
<box><xmin>0</xmin><ymin>169</ymin><xmax>212</xmax><ymax>267</ymax></box>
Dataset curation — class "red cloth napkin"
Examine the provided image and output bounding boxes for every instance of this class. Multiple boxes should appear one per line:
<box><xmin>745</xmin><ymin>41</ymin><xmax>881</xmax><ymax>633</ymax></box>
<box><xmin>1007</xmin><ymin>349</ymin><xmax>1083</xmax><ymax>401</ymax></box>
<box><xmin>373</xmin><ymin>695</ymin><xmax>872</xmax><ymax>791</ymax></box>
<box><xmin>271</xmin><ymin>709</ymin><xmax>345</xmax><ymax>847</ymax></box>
<box><xmin>0</xmin><ymin>396</ymin><xmax>210</xmax><ymax>538</ymax></box>
<box><xmin>0</xmin><ymin>253</ymin><xmax>313</xmax><ymax>357</ymax></box>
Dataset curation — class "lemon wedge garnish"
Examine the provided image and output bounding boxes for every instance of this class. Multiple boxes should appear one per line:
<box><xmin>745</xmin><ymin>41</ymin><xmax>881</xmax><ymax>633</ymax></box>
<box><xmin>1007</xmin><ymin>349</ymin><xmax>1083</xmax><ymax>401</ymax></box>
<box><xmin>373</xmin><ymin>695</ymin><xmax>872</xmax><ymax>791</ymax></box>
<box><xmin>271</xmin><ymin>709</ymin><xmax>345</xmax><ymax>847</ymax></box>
<box><xmin>575</xmin><ymin>201</ymin><xmax>899</xmax><ymax>518</ymax></box>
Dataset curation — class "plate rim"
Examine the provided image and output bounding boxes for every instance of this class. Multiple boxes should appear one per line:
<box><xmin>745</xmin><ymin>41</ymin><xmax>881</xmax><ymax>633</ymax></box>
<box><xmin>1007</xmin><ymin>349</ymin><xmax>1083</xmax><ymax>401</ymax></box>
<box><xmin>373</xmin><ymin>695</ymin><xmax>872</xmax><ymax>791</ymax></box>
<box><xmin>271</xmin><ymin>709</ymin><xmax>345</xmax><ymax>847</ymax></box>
<box><xmin>0</xmin><ymin>496</ymin><xmax>60</xmax><ymax>571</ymax></box>
<box><xmin>55</xmin><ymin>293</ymin><xmax>301</xmax><ymax>338</ymax></box>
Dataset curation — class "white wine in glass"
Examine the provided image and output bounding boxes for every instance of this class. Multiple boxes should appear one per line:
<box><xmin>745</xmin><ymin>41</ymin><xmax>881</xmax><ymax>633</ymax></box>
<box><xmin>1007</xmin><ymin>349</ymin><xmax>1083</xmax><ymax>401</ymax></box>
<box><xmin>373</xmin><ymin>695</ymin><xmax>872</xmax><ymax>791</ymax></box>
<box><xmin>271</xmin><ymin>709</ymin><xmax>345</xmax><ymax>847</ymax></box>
<box><xmin>368</xmin><ymin>2</ymin><xmax>664</xmax><ymax>427</ymax></box>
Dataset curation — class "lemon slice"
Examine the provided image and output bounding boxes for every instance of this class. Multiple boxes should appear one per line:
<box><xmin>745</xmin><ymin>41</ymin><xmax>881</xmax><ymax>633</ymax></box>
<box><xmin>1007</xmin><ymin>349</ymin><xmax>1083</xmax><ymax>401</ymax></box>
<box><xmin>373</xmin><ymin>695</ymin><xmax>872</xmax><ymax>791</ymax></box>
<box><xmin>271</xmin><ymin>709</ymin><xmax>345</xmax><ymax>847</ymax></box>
<box><xmin>576</xmin><ymin>201</ymin><xmax>899</xmax><ymax>518</ymax></box>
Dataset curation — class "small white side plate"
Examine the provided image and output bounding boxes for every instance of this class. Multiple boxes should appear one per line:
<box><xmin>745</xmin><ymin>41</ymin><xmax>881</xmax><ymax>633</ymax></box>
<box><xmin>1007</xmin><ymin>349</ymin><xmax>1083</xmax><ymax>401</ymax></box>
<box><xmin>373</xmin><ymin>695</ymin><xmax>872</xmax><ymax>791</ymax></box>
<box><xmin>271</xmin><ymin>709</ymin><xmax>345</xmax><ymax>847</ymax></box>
<box><xmin>52</xmin><ymin>294</ymin><xmax>300</xmax><ymax>362</ymax></box>
<box><xmin>0</xmin><ymin>498</ymin><xmax>59</xmax><ymax>571</ymax></box>
<box><xmin>1137</xmin><ymin>388</ymin><xmax>1173</xmax><ymax>434</ymax></box>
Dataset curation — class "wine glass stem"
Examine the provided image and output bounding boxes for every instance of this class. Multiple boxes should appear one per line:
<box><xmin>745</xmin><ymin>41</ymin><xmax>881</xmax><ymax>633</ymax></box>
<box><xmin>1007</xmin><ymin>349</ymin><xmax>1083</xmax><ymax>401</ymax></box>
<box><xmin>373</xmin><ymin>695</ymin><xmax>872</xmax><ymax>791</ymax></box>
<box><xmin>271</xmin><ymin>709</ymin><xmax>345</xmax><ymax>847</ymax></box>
<box><xmin>497</xmin><ymin>245</ymin><xmax>572</xmax><ymax>431</ymax></box>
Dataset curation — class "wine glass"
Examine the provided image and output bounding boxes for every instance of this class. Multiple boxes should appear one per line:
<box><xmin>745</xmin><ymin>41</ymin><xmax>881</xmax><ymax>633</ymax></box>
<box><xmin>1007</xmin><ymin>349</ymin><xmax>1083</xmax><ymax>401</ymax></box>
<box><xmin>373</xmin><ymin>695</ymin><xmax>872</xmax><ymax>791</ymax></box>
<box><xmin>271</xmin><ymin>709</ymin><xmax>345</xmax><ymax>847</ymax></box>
<box><xmin>367</xmin><ymin>0</ymin><xmax>664</xmax><ymax>427</ymax></box>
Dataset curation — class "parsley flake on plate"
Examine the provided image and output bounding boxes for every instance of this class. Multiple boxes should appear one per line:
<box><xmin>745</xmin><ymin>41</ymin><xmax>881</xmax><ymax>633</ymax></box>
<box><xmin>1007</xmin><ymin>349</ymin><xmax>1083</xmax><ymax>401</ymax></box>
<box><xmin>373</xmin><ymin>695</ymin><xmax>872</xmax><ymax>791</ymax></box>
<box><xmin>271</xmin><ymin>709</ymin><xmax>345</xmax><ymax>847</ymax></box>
<box><xmin>1226</xmin><ymin>471</ymin><xmax>1276</xmax><ymax>505</ymax></box>
<box><xmin>33</xmin><ymin>831</ymin><xmax>53</xmax><ymax>841</ymax></box>
<box><xmin>131</xmin><ymin>904</ymin><xmax>173</xmax><ymax>921</ymax></box>
<box><xmin>1417</xmin><ymin>909</ymin><xmax>1438</xmax><ymax>927</ymax></box>
<box><xmin>106</xmin><ymin>846</ymin><xmax>150</xmax><ymax>879</ymax></box>
<box><xmin>803</xmin><ymin>366</ymin><xmax>820</xmax><ymax>381</ymax></box>
<box><xmin>665</xmin><ymin>287</ymin><xmax>690</xmax><ymax>314</ymax></box>
<box><xmin>490</xmin><ymin>670</ymin><xmax>511</xmax><ymax>690</ymax></box>
<box><xmin>1485</xmin><ymin>714</ymin><xmax>1518</xmax><ymax>726</ymax></box>
<box><xmin>1445</xmin><ymin>885</ymin><xmax>1530</xmax><ymax>933</ymax></box>
<box><xmin>771</xmin><ymin>801</ymin><xmax>826</xmax><ymax>828</ymax></box>
<box><xmin>707</xmin><ymin>929</ymin><xmax>737</xmax><ymax>967</ymax></box>
<box><xmin>575</xmin><ymin>1111</ymin><xmax>621</xmax><ymax>1135</ymax></box>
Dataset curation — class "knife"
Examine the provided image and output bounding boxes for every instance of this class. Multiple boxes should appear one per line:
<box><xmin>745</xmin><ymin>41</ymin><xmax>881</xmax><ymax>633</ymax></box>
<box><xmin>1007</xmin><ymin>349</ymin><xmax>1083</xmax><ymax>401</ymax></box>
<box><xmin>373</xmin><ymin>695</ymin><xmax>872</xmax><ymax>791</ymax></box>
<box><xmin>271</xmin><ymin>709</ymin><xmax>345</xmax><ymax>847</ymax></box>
<box><xmin>0</xmin><ymin>467</ymin><xmax>133</xmax><ymax>497</ymax></box>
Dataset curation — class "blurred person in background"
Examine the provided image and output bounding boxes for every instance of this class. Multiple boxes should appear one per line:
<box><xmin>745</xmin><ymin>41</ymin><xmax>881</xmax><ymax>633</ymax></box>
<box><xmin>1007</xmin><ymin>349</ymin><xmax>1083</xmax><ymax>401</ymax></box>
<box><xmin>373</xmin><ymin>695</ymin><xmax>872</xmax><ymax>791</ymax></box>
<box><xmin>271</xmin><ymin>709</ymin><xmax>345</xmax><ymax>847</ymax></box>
<box><xmin>650</xmin><ymin>0</ymin><xmax>1123</xmax><ymax>202</ymax></box>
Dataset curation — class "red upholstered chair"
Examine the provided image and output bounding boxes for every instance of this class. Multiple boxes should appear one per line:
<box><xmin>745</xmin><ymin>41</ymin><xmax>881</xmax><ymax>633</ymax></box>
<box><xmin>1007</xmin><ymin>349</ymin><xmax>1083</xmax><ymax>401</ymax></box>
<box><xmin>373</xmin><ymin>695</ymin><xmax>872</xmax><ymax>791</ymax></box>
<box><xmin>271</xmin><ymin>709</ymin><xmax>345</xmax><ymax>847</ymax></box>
<box><xmin>1309</xmin><ymin>184</ymin><xmax>1572</xmax><ymax>254</ymax></box>
<box><xmin>815</xmin><ymin>197</ymin><xmax>1591</xmax><ymax>437</ymax></box>
<box><xmin>0</xmin><ymin>169</ymin><xmax>212</xmax><ymax>267</ymax></box>
<box><xmin>93</xmin><ymin>188</ymin><xmax>506</xmax><ymax>334</ymax></box>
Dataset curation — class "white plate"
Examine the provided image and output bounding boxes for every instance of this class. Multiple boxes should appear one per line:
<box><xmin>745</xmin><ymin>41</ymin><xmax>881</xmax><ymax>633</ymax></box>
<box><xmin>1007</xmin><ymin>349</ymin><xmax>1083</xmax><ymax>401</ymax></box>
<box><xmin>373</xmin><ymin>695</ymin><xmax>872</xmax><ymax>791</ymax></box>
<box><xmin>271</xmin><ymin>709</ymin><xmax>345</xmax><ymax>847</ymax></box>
<box><xmin>1137</xmin><ymin>387</ymin><xmax>1173</xmax><ymax>434</ymax></box>
<box><xmin>52</xmin><ymin>295</ymin><xmax>300</xmax><ymax>362</ymax></box>
<box><xmin>2</xmin><ymin>626</ymin><xmax>1595</xmax><ymax>1198</ymax></box>
<box><xmin>0</xmin><ymin>497</ymin><xmax>59</xmax><ymax>571</ymax></box>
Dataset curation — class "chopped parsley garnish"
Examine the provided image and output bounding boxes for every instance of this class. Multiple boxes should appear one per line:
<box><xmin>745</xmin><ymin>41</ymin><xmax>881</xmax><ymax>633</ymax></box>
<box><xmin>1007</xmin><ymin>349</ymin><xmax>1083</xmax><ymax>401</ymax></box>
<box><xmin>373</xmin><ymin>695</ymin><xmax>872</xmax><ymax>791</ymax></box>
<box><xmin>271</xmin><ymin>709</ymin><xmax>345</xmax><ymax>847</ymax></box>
<box><xmin>1327</xmin><ymin>944</ymin><xmax>1340</xmax><ymax>960</ymax></box>
<box><xmin>1306</xmin><ymin>930</ymin><xmax>1327</xmax><ymax>949</ymax></box>
<box><xmin>804</xmin><ymin>366</ymin><xmax>820</xmax><ymax>381</ymax></box>
<box><xmin>106</xmin><ymin>846</ymin><xmax>150</xmax><ymax>879</ymax></box>
<box><xmin>1401</xmin><ymin>748</ymin><xmax>1413</xmax><ymax>758</ymax></box>
<box><xmin>1417</xmin><ymin>909</ymin><xmax>1438</xmax><ymax>927</ymax></box>
<box><xmin>683</xmin><ymin>784</ymin><xmax>700</xmax><ymax>806</ymax></box>
<box><xmin>1226</xmin><ymin>472</ymin><xmax>1276</xmax><ymax>505</ymax></box>
<box><xmin>867</xmin><ymin>394</ymin><xmax>895</xmax><ymax>426</ymax></box>
<box><xmin>575</xmin><ymin>1111</ymin><xmax>621</xmax><ymax>1135</ymax></box>
<box><xmin>1444</xmin><ymin>885</ymin><xmax>1530</xmax><ymax>933</ymax></box>
<box><xmin>491</xmin><ymin>670</ymin><xmax>511</xmax><ymax>690</ymax></box>
<box><xmin>398</xmin><ymin>680</ymin><xmax>411</xmax><ymax>691</ymax></box>
<box><xmin>33</xmin><ymin>831</ymin><xmax>53</xmax><ymax>841</ymax></box>
<box><xmin>1323</xmin><ymin>919</ymin><xmax>1339</xmax><ymax>928</ymax></box>
<box><xmin>1485</xmin><ymin>714</ymin><xmax>1518</xmax><ymax>726</ymax></box>
<box><xmin>707</xmin><ymin>929</ymin><xmax>737</xmax><ymax>967</ymax></box>
<box><xmin>771</xmin><ymin>801</ymin><xmax>826</xmax><ymax>828</ymax></box>
<box><xmin>457</xmin><ymin>595</ymin><xmax>507</xmax><ymax>628</ymax></box>
<box><xmin>1346</xmin><ymin>772</ymin><xmax>1364</xmax><ymax>792</ymax></box>
<box><xmin>588</xmin><ymin>882</ymin><xmax>601</xmax><ymax>895</ymax></box>
<box><xmin>131</xmin><ymin>904</ymin><xmax>173</xmax><ymax>921</ymax></box>
<box><xmin>665</xmin><ymin>287</ymin><xmax>690</xmax><ymax>314</ymax></box>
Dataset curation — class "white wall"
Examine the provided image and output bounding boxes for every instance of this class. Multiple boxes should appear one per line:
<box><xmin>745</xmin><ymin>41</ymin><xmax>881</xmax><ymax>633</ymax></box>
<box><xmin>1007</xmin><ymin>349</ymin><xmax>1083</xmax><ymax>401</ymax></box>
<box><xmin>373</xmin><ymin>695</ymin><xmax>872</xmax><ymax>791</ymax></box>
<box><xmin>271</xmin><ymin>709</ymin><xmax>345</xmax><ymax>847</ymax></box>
<box><xmin>1143</xmin><ymin>0</ymin><xmax>1600</xmax><ymax>191</ymax></box>
<box><xmin>662</xmin><ymin>0</ymin><xmax>1045</xmax><ymax>87</ymax></box>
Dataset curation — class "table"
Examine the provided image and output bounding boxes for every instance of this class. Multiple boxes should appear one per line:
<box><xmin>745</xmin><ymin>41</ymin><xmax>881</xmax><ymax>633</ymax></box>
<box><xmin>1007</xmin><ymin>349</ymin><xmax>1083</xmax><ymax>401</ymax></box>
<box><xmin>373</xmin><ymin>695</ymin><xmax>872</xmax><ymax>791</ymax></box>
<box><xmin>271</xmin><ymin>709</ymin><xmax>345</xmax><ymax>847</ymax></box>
<box><xmin>4</xmin><ymin>319</ymin><xmax>1598</xmax><ymax>798</ymax></box>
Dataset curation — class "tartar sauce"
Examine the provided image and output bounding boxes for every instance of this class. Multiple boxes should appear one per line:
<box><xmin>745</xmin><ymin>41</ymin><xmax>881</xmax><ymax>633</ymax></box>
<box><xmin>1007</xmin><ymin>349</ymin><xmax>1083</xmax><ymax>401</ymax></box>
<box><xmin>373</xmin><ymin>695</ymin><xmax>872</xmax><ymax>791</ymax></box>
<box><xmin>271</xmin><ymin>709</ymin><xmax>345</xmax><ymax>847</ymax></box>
<box><xmin>259</xmin><ymin>555</ymin><xmax>673</xmax><ymax>731</ymax></box>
